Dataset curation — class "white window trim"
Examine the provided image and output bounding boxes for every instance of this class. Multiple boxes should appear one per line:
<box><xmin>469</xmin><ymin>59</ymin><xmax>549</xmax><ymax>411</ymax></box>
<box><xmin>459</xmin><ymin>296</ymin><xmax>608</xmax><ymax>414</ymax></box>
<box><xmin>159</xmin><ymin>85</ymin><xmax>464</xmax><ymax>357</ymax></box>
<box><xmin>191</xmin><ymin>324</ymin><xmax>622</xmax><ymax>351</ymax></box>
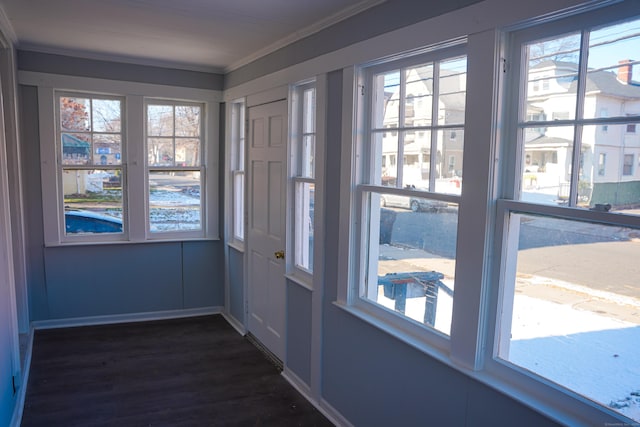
<box><xmin>227</xmin><ymin>99</ymin><xmax>246</xmax><ymax>250</ymax></box>
<box><xmin>29</xmin><ymin>72</ymin><xmax>221</xmax><ymax>246</ymax></box>
<box><xmin>288</xmin><ymin>80</ymin><xmax>318</xmax><ymax>286</ymax></box>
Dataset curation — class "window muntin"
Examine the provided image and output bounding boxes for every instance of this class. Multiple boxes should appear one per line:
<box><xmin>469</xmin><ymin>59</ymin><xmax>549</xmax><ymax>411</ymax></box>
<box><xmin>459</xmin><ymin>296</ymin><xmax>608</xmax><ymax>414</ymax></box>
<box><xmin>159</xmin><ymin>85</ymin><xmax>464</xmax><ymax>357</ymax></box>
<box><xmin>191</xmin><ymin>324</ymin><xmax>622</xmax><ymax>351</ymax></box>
<box><xmin>57</xmin><ymin>94</ymin><xmax>125</xmax><ymax>237</ymax></box>
<box><xmin>517</xmin><ymin>17</ymin><xmax>640</xmax><ymax>213</ymax></box>
<box><xmin>292</xmin><ymin>83</ymin><xmax>316</xmax><ymax>273</ymax></box>
<box><xmin>356</xmin><ymin>49</ymin><xmax>467</xmax><ymax>336</ymax></box>
<box><xmin>146</xmin><ymin>101</ymin><xmax>204</xmax><ymax>234</ymax></box>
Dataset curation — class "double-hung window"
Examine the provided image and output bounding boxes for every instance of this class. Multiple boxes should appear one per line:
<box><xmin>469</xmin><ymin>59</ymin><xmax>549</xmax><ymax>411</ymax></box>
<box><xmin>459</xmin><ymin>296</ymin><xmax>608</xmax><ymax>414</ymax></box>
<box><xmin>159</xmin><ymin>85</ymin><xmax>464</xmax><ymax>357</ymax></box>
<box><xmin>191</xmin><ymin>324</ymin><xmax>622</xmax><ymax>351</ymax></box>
<box><xmin>146</xmin><ymin>101</ymin><xmax>204</xmax><ymax>235</ymax></box>
<box><xmin>291</xmin><ymin>82</ymin><xmax>316</xmax><ymax>275</ymax></box>
<box><xmin>229</xmin><ymin>99</ymin><xmax>246</xmax><ymax>244</ymax></box>
<box><xmin>56</xmin><ymin>93</ymin><xmax>125</xmax><ymax>240</ymax></box>
<box><xmin>496</xmin><ymin>5</ymin><xmax>640</xmax><ymax>422</ymax></box>
<box><xmin>352</xmin><ymin>45</ymin><xmax>467</xmax><ymax>337</ymax></box>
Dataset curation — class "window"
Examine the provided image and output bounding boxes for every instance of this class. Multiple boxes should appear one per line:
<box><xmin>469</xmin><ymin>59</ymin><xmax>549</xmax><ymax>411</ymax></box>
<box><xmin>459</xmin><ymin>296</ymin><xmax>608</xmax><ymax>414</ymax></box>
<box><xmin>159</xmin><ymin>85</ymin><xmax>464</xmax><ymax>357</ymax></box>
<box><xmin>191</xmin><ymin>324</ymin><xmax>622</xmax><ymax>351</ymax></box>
<box><xmin>291</xmin><ymin>82</ymin><xmax>316</xmax><ymax>274</ymax></box>
<box><xmin>146</xmin><ymin>101</ymin><xmax>204</xmax><ymax>234</ymax></box>
<box><xmin>230</xmin><ymin>100</ymin><xmax>246</xmax><ymax>243</ymax></box>
<box><xmin>498</xmin><ymin>9</ymin><xmax>640</xmax><ymax>423</ymax></box>
<box><xmin>623</xmin><ymin>154</ymin><xmax>634</xmax><ymax>176</ymax></box>
<box><xmin>352</xmin><ymin>45</ymin><xmax>467</xmax><ymax>336</ymax></box>
<box><xmin>57</xmin><ymin>93</ymin><xmax>125</xmax><ymax>239</ymax></box>
<box><xmin>39</xmin><ymin>76</ymin><xmax>219</xmax><ymax>246</ymax></box>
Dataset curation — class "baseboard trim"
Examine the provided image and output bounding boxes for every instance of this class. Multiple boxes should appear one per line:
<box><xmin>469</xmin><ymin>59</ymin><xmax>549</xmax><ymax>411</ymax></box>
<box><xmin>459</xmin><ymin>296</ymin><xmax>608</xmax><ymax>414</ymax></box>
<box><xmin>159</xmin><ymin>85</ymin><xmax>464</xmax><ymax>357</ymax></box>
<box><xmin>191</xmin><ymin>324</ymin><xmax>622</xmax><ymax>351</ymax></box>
<box><xmin>31</xmin><ymin>306</ymin><xmax>223</xmax><ymax>330</ymax></box>
<box><xmin>10</xmin><ymin>328</ymin><xmax>34</xmax><ymax>427</ymax></box>
<box><xmin>281</xmin><ymin>368</ymin><xmax>353</xmax><ymax>427</ymax></box>
<box><xmin>221</xmin><ymin>312</ymin><xmax>246</xmax><ymax>336</ymax></box>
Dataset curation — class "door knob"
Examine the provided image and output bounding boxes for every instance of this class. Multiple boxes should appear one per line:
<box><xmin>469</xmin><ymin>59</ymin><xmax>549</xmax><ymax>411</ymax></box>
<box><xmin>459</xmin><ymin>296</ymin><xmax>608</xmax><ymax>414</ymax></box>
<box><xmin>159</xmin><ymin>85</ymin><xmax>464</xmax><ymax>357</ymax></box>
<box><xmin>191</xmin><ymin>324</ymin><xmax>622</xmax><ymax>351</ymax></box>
<box><xmin>274</xmin><ymin>250</ymin><xmax>285</xmax><ymax>259</ymax></box>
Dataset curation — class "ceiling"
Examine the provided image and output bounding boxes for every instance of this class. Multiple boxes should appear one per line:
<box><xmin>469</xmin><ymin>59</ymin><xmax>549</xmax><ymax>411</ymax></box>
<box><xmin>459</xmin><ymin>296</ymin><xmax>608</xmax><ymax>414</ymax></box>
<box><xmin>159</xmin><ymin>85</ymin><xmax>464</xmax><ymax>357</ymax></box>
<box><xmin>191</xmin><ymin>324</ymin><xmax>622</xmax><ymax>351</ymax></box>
<box><xmin>0</xmin><ymin>0</ymin><xmax>382</xmax><ymax>73</ymax></box>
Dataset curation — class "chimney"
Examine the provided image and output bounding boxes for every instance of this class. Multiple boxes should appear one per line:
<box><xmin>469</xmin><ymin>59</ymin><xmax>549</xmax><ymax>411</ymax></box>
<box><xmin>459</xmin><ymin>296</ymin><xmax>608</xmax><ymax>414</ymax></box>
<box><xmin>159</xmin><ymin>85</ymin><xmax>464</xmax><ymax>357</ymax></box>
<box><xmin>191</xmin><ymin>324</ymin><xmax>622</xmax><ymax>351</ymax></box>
<box><xmin>618</xmin><ymin>59</ymin><xmax>633</xmax><ymax>84</ymax></box>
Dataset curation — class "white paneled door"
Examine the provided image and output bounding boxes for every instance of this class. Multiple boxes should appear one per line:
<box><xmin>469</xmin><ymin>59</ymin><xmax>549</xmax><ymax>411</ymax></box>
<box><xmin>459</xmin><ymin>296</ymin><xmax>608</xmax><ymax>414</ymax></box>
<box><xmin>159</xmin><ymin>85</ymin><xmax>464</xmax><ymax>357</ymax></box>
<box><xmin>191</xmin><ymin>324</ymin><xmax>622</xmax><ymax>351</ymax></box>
<box><xmin>247</xmin><ymin>100</ymin><xmax>287</xmax><ymax>361</ymax></box>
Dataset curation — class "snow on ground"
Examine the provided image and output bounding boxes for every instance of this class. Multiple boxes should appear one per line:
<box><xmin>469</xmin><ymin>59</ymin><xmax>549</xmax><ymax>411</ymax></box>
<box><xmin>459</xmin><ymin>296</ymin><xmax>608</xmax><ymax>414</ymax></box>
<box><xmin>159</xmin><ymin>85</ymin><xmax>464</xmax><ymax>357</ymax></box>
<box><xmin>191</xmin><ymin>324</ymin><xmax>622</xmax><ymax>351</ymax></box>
<box><xmin>377</xmin><ymin>281</ymin><xmax>640</xmax><ymax>422</ymax></box>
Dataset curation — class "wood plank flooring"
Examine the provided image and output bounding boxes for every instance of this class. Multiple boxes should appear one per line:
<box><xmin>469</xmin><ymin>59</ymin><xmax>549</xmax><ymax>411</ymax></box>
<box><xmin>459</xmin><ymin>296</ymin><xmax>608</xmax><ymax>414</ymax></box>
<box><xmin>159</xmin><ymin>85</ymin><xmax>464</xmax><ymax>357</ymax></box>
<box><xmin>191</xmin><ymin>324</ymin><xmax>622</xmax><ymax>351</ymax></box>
<box><xmin>21</xmin><ymin>315</ymin><xmax>333</xmax><ymax>427</ymax></box>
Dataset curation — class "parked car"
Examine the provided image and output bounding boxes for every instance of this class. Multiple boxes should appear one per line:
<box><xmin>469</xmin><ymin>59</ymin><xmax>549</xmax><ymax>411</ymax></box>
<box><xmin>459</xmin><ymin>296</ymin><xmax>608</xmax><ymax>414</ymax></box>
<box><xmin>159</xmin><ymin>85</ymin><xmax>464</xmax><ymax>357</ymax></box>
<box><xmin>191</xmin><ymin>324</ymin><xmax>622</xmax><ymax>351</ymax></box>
<box><xmin>65</xmin><ymin>210</ymin><xmax>123</xmax><ymax>234</ymax></box>
<box><xmin>379</xmin><ymin>188</ymin><xmax>447</xmax><ymax>212</ymax></box>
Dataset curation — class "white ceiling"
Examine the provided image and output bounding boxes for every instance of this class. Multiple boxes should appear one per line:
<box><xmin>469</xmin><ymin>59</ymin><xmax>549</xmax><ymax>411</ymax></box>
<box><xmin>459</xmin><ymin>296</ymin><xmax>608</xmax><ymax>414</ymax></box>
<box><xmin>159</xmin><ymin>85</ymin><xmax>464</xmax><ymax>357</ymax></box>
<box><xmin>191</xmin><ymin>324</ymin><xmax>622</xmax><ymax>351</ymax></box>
<box><xmin>0</xmin><ymin>0</ymin><xmax>382</xmax><ymax>73</ymax></box>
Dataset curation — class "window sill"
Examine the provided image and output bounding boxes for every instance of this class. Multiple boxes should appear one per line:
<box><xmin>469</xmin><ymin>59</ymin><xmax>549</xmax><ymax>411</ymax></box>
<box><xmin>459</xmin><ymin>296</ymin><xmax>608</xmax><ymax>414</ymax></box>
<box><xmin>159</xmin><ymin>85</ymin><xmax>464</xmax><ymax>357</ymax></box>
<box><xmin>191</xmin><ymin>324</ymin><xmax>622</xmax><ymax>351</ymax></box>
<box><xmin>285</xmin><ymin>272</ymin><xmax>313</xmax><ymax>291</ymax></box>
<box><xmin>44</xmin><ymin>236</ymin><xmax>221</xmax><ymax>248</ymax></box>
<box><xmin>227</xmin><ymin>241</ymin><xmax>245</xmax><ymax>253</ymax></box>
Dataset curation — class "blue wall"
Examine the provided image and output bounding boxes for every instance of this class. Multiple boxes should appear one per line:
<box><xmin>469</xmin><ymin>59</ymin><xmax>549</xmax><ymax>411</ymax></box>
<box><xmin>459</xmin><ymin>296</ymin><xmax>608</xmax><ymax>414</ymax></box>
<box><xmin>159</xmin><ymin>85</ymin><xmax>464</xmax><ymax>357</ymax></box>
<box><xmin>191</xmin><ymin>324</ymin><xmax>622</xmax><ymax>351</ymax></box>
<box><xmin>0</xmin><ymin>290</ymin><xmax>15</xmax><ymax>426</ymax></box>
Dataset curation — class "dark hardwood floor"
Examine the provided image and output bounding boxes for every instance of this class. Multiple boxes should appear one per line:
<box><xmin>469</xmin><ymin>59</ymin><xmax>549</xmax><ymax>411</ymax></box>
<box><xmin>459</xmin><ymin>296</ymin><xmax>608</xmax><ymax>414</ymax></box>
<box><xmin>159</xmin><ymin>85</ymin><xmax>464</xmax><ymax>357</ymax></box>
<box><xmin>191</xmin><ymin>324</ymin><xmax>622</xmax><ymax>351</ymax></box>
<box><xmin>21</xmin><ymin>315</ymin><xmax>333</xmax><ymax>427</ymax></box>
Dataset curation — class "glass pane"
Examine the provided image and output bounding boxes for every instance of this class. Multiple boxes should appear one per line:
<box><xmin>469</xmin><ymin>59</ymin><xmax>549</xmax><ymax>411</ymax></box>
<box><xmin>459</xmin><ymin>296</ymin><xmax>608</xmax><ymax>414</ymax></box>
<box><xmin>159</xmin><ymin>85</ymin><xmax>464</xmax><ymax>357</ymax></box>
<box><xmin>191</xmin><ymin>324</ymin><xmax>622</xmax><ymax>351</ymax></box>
<box><xmin>401</xmin><ymin>130</ymin><xmax>430</xmax><ymax>190</ymax></box>
<box><xmin>233</xmin><ymin>172</ymin><xmax>244</xmax><ymax>241</ymax></box>
<box><xmin>520</xmin><ymin>125</ymin><xmax>575</xmax><ymax>205</ymax></box>
<box><xmin>581</xmin><ymin>124</ymin><xmax>640</xmax><ymax>215</ymax></box>
<box><xmin>373</xmin><ymin>70</ymin><xmax>400</xmax><ymax>129</ymax></box>
<box><xmin>301</xmin><ymin>135</ymin><xmax>315</xmax><ymax>178</ymax></box>
<box><xmin>368</xmin><ymin>192</ymin><xmax>457</xmax><ymax>335</ymax></box>
<box><xmin>438</xmin><ymin>57</ymin><xmax>467</xmax><ymax>126</ymax></box>
<box><xmin>405</xmin><ymin>63</ymin><xmax>433</xmax><ymax>127</ymax></box>
<box><xmin>377</xmin><ymin>131</ymin><xmax>398</xmax><ymax>187</ymax></box>
<box><xmin>295</xmin><ymin>182</ymin><xmax>315</xmax><ymax>271</ymax></box>
<box><xmin>434</xmin><ymin>129</ymin><xmax>464</xmax><ymax>194</ymax></box>
<box><xmin>524</xmin><ymin>33</ymin><xmax>581</xmax><ymax>122</ymax></box>
<box><xmin>175</xmin><ymin>138</ymin><xmax>200</xmax><ymax>167</ymax></box>
<box><xmin>498</xmin><ymin>213</ymin><xmax>640</xmax><ymax>423</ymax></box>
<box><xmin>303</xmin><ymin>88</ymin><xmax>316</xmax><ymax>134</ymax></box>
<box><xmin>63</xmin><ymin>169</ymin><xmax>123</xmax><ymax>234</ymax></box>
<box><xmin>61</xmin><ymin>133</ymin><xmax>91</xmax><ymax>165</ymax></box>
<box><xmin>148</xmin><ymin>138</ymin><xmax>174</xmax><ymax>166</ymax></box>
<box><xmin>148</xmin><ymin>171</ymin><xmax>201</xmax><ymax>232</ymax></box>
<box><xmin>147</xmin><ymin>105</ymin><xmax>174</xmax><ymax>136</ymax></box>
<box><xmin>92</xmin><ymin>99</ymin><xmax>121</xmax><ymax>132</ymax></box>
<box><xmin>175</xmin><ymin>105</ymin><xmax>201</xmax><ymax>137</ymax></box>
<box><xmin>93</xmin><ymin>134</ymin><xmax>121</xmax><ymax>165</ymax></box>
<box><xmin>60</xmin><ymin>97</ymin><xmax>90</xmax><ymax>132</ymax></box>
<box><xmin>585</xmin><ymin>18</ymin><xmax>640</xmax><ymax>119</ymax></box>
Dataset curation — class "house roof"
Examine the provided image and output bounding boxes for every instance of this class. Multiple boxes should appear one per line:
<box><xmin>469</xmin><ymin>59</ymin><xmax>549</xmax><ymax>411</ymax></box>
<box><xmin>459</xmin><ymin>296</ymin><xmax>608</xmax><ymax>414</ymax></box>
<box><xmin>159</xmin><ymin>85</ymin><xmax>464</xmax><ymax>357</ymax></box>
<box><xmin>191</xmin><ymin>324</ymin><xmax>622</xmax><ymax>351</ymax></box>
<box><xmin>62</xmin><ymin>133</ymin><xmax>90</xmax><ymax>152</ymax></box>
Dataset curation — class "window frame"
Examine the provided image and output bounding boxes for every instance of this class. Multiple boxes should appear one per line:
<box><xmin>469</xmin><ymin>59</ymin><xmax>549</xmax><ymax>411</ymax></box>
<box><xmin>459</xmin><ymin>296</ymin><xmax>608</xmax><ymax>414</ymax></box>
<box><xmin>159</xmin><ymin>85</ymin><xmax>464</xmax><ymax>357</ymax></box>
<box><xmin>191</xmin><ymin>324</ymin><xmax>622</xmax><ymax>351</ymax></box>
<box><xmin>36</xmin><ymin>73</ymin><xmax>221</xmax><ymax>246</ymax></box>
<box><xmin>55</xmin><ymin>91</ymin><xmax>127</xmax><ymax>243</ymax></box>
<box><xmin>486</xmin><ymin>4</ymin><xmax>640</xmax><ymax>425</ymax></box>
<box><xmin>144</xmin><ymin>99</ymin><xmax>206</xmax><ymax>239</ymax></box>
<box><xmin>345</xmin><ymin>42</ymin><xmax>468</xmax><ymax>352</ymax></box>
<box><xmin>228</xmin><ymin>99</ymin><xmax>246</xmax><ymax>247</ymax></box>
<box><xmin>289</xmin><ymin>80</ymin><xmax>317</xmax><ymax>282</ymax></box>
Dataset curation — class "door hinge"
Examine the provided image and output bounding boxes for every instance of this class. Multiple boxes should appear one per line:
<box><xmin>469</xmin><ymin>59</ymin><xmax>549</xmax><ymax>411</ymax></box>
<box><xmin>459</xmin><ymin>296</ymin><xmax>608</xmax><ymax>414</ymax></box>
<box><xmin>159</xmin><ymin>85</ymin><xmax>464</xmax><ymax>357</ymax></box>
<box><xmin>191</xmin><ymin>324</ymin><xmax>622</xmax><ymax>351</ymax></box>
<box><xmin>359</xmin><ymin>84</ymin><xmax>365</xmax><ymax>96</ymax></box>
<box><xmin>502</xmin><ymin>58</ymin><xmax>508</xmax><ymax>73</ymax></box>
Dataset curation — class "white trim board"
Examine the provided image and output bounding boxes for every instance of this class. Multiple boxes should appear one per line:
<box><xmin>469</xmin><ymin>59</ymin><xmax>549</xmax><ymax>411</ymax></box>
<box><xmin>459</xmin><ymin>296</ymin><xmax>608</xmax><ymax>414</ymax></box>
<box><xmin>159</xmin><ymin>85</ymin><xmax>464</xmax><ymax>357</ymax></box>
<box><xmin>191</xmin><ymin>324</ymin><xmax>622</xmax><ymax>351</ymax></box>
<box><xmin>31</xmin><ymin>306</ymin><xmax>223</xmax><ymax>330</ymax></box>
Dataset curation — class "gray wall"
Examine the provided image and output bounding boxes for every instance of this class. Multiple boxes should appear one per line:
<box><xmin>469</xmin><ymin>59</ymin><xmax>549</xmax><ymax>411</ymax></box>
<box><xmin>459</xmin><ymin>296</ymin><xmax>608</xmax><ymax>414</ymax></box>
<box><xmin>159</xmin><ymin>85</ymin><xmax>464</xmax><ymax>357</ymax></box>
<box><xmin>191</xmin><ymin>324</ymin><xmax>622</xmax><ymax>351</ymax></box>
<box><xmin>18</xmin><ymin>60</ymin><xmax>225</xmax><ymax>322</ymax></box>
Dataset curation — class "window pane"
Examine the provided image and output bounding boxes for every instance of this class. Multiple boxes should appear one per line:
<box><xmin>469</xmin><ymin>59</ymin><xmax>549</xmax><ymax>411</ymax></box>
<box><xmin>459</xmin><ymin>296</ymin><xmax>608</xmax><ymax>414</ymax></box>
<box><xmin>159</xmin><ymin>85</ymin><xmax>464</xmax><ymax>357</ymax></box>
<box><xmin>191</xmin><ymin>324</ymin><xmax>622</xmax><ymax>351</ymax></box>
<box><xmin>175</xmin><ymin>138</ymin><xmax>200</xmax><ymax>167</ymax></box>
<box><xmin>295</xmin><ymin>182</ymin><xmax>314</xmax><ymax>271</ymax></box>
<box><xmin>61</xmin><ymin>133</ymin><xmax>91</xmax><ymax>165</ymax></box>
<box><xmin>148</xmin><ymin>138</ymin><xmax>174</xmax><ymax>166</ymax></box>
<box><xmin>63</xmin><ymin>169</ymin><xmax>123</xmax><ymax>234</ymax></box>
<box><xmin>301</xmin><ymin>135</ymin><xmax>315</xmax><ymax>178</ymax></box>
<box><xmin>585</xmin><ymin>19</ymin><xmax>640</xmax><ymax>119</ymax></box>
<box><xmin>377</xmin><ymin>131</ymin><xmax>398</xmax><ymax>186</ymax></box>
<box><xmin>147</xmin><ymin>105</ymin><xmax>174</xmax><ymax>136</ymax></box>
<box><xmin>148</xmin><ymin>171</ymin><xmax>201</xmax><ymax>232</ymax></box>
<box><xmin>434</xmin><ymin>128</ymin><xmax>464</xmax><ymax>194</ymax></box>
<box><xmin>60</xmin><ymin>97</ymin><xmax>90</xmax><ymax>132</ymax></box>
<box><xmin>438</xmin><ymin>57</ymin><xmax>467</xmax><ymax>126</ymax></box>
<box><xmin>367</xmin><ymin>192</ymin><xmax>457</xmax><ymax>335</ymax></box>
<box><xmin>92</xmin><ymin>99</ymin><xmax>121</xmax><ymax>132</ymax></box>
<box><xmin>373</xmin><ymin>70</ymin><xmax>400</xmax><ymax>129</ymax></box>
<box><xmin>405</xmin><ymin>63</ymin><xmax>433</xmax><ymax>127</ymax></box>
<box><xmin>233</xmin><ymin>172</ymin><xmax>244</xmax><ymax>241</ymax></box>
<box><xmin>520</xmin><ymin>125</ymin><xmax>575</xmax><ymax>205</ymax></box>
<box><xmin>580</xmin><ymin>124</ymin><xmax>640</xmax><ymax>214</ymax></box>
<box><xmin>93</xmin><ymin>134</ymin><xmax>121</xmax><ymax>165</ymax></box>
<box><xmin>303</xmin><ymin>88</ymin><xmax>315</xmax><ymax>134</ymax></box>
<box><xmin>498</xmin><ymin>213</ymin><xmax>640</xmax><ymax>422</ymax></box>
<box><xmin>524</xmin><ymin>33</ymin><xmax>580</xmax><ymax>122</ymax></box>
<box><xmin>401</xmin><ymin>130</ymin><xmax>430</xmax><ymax>190</ymax></box>
<box><xmin>175</xmin><ymin>105</ymin><xmax>201</xmax><ymax>137</ymax></box>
